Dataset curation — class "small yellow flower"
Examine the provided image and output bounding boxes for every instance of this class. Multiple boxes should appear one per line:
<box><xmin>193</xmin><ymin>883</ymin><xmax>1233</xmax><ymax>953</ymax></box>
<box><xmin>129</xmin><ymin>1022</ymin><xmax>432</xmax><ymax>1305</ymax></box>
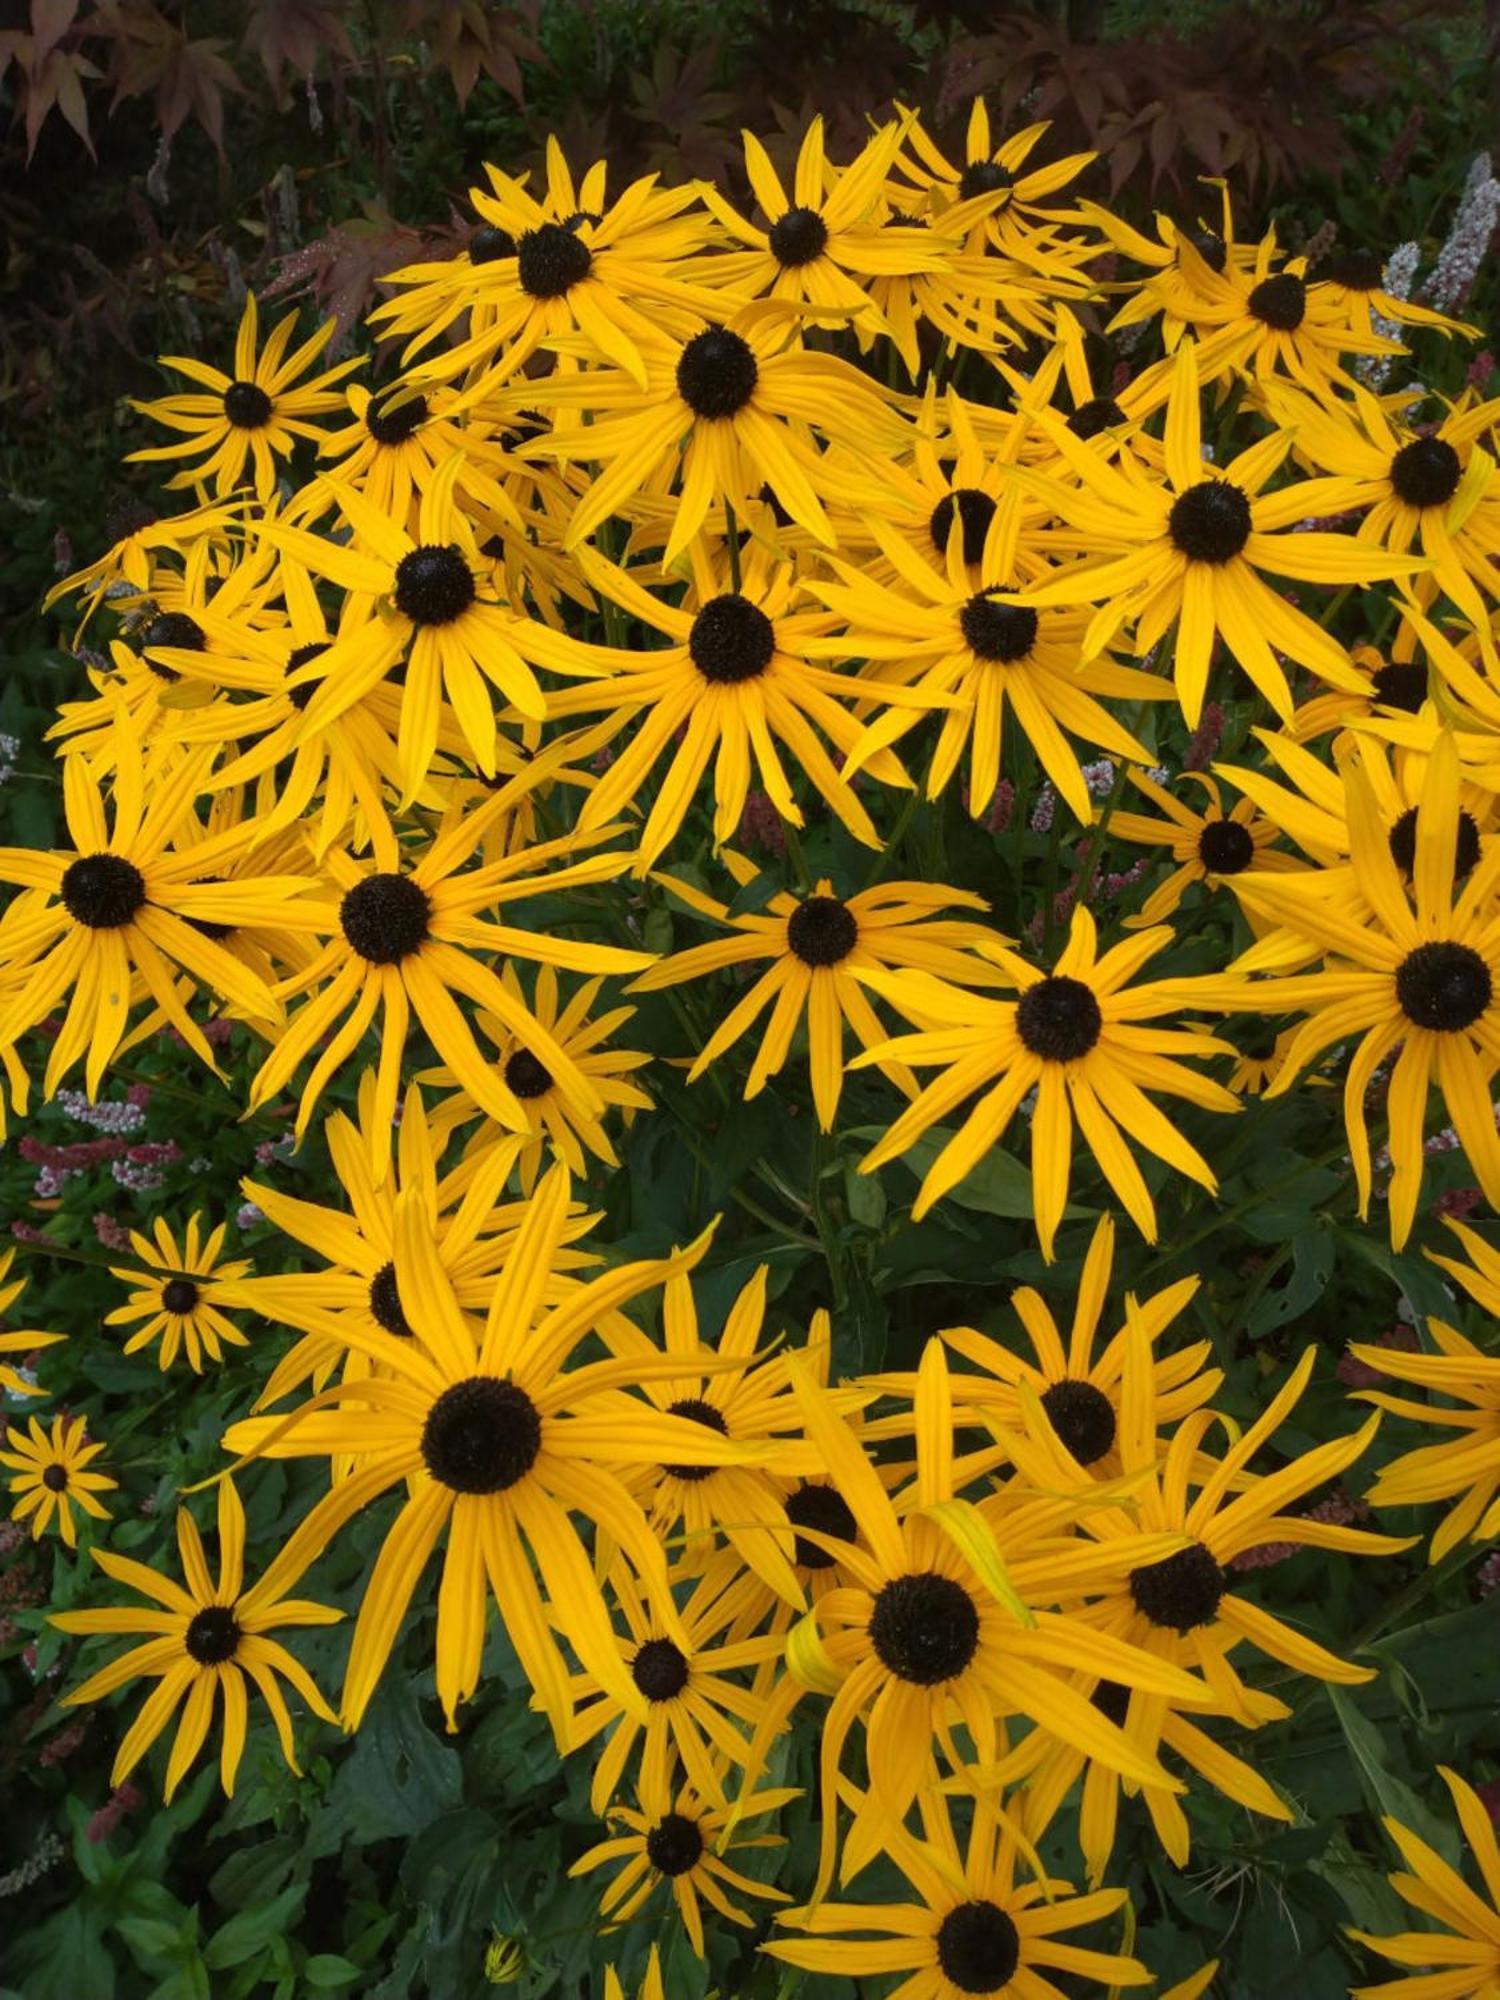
<box><xmin>3</xmin><ymin>1412</ymin><xmax>115</xmax><ymax>1546</ymax></box>
<box><xmin>106</xmin><ymin>1214</ymin><xmax>252</xmax><ymax>1373</ymax></box>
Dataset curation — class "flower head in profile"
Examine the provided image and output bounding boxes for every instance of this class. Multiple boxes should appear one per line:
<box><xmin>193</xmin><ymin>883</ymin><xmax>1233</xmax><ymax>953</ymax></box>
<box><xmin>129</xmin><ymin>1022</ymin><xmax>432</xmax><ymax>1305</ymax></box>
<box><xmin>105</xmin><ymin>1215</ymin><xmax>251</xmax><ymax>1373</ymax></box>
<box><xmin>51</xmin><ymin>1476</ymin><xmax>340</xmax><ymax>1799</ymax></box>
<box><xmin>128</xmin><ymin>294</ymin><xmax>359</xmax><ymax>499</ymax></box>
<box><xmin>3</xmin><ymin>1413</ymin><xmax>115</xmax><ymax>1546</ymax></box>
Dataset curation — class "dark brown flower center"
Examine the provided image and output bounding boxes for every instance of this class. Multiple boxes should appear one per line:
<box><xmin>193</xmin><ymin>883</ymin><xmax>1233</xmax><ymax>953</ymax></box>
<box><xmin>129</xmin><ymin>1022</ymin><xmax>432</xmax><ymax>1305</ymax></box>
<box><xmin>930</xmin><ymin>488</ymin><xmax>996</xmax><ymax>564</ymax></box>
<box><xmin>784</xmin><ymin>1482</ymin><xmax>857</xmax><ymax>1569</ymax></box>
<box><xmin>631</xmin><ymin>1638</ymin><xmax>690</xmax><ymax>1702</ymax></box>
<box><xmin>393</xmin><ymin>545</ymin><xmax>475</xmax><ymax>626</ymax></box>
<box><xmin>162</xmin><ymin>1277</ymin><xmax>201</xmax><ymax>1316</ymax></box>
<box><xmin>869</xmin><ymin>1572</ymin><xmax>980</xmax><ymax>1685</ymax></box>
<box><xmin>1168</xmin><ymin>479</ymin><xmax>1252</xmax><ymax>563</ymax></box>
<box><xmin>504</xmin><ymin>1049</ymin><xmax>554</xmax><ymax>1099</ymax></box>
<box><xmin>420</xmin><ymin>1377</ymin><xmax>542</xmax><ymax>1493</ymax></box>
<box><xmin>1130</xmin><ymin>1541</ymin><xmax>1225</xmax><ymax>1633</ymax></box>
<box><xmin>787</xmin><ymin>896</ymin><xmax>858</xmax><ymax>967</ymax></box>
<box><xmin>1395</xmin><ymin>941</ymin><xmax>1493</xmax><ymax>1032</ymax></box>
<box><xmin>1015</xmin><ymin>975</ymin><xmax>1103</xmax><ymax>1061</ymax></box>
<box><xmin>660</xmin><ymin>1397</ymin><xmax>728</xmax><ymax>1481</ymax></box>
<box><xmin>369</xmin><ymin>1262</ymin><xmax>412</xmax><ymax>1338</ymax></box>
<box><xmin>1197</xmin><ymin>817</ymin><xmax>1255</xmax><ymax>873</ymax></box>
<box><xmin>958</xmin><ymin>161</ymin><xmax>1013</xmax><ymax>202</ymax></box>
<box><xmin>61</xmin><ymin>855</ymin><xmax>147</xmax><ymax>930</ymax></box>
<box><xmin>1068</xmin><ymin>396</ymin><xmax>1126</xmax><ymax>439</ymax></box>
<box><xmin>645</xmin><ymin>1811</ymin><xmax>703</xmax><ymax>1877</ymax></box>
<box><xmin>1040</xmin><ymin>1379</ymin><xmax>1116</xmax><ymax>1464</ymax></box>
<box><xmin>1322</xmin><ymin>247</ymin><xmax>1383</xmax><ymax>291</ymax></box>
<box><xmin>42</xmin><ymin>1464</ymin><xmax>69</xmax><ymax>1492</ymax></box>
<box><xmin>936</xmin><ymin>1901</ymin><xmax>1020</xmax><ymax>1994</ymax></box>
<box><xmin>1390</xmin><ymin>436</ymin><xmax>1462</xmax><ymax>509</ymax></box>
<box><xmin>768</xmin><ymin>205</ymin><xmax>828</xmax><ymax>267</ymax></box>
<box><xmin>676</xmin><ymin>329</ymin><xmax>758</xmax><ymax>419</ymax></box>
<box><xmin>516</xmin><ymin>222</ymin><xmax>592</xmax><ymax>298</ymax></box>
<box><xmin>185</xmin><ymin>1604</ymin><xmax>241</xmax><ymax>1664</ymax></box>
<box><xmin>689</xmin><ymin>593</ymin><xmax>776</xmax><ymax>683</ymax></box>
<box><xmin>339</xmin><ymin>873</ymin><xmax>431</xmax><ymax>964</ymax></box>
<box><xmin>1248</xmin><ymin>273</ymin><xmax>1306</xmax><ymax>330</ymax></box>
<box><xmin>366</xmin><ymin>390</ymin><xmax>430</xmax><ymax>445</ymax></box>
<box><xmin>469</xmin><ymin>224</ymin><xmax>515</xmax><ymax>263</ymax></box>
<box><xmin>223</xmin><ymin>380</ymin><xmax>272</xmax><ymax>428</ymax></box>
<box><xmin>1372</xmin><ymin>660</ymin><xmax>1428</xmax><ymax>711</ymax></box>
<box><xmin>1388</xmin><ymin>805</ymin><xmax>1480</xmax><ymax>881</ymax></box>
<box><xmin>960</xmin><ymin>593</ymin><xmax>1038</xmax><ymax>663</ymax></box>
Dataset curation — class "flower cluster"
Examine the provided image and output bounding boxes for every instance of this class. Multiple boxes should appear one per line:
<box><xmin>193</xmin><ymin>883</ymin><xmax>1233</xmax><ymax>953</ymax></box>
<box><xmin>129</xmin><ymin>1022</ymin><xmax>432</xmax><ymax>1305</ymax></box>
<box><xmin>8</xmin><ymin>104</ymin><xmax>1500</xmax><ymax>1997</ymax></box>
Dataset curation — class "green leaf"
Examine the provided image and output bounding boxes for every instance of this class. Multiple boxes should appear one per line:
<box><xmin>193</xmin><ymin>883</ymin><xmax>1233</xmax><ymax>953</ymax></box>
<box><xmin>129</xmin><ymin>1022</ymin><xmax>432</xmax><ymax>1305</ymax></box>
<box><xmin>1328</xmin><ymin>1685</ymin><xmax>1462</xmax><ymax>1865</ymax></box>
<box><xmin>114</xmin><ymin>1917</ymin><xmax>182</xmax><ymax>1964</ymax></box>
<box><xmin>848</xmin><ymin>1124</ymin><xmax>1085</xmax><ymax>1221</ymax></box>
<box><xmin>303</xmin><ymin>1957</ymin><xmax>361</xmax><ymax>1989</ymax></box>
<box><xmin>204</xmin><ymin>1885</ymin><xmax>307</xmax><ymax>1970</ymax></box>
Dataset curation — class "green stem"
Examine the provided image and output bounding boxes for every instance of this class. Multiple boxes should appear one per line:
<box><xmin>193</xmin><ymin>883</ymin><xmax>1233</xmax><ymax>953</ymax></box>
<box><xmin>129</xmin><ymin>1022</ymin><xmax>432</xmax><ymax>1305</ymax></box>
<box><xmin>782</xmin><ymin>822</ymin><xmax>814</xmax><ymax>895</ymax></box>
<box><xmin>1071</xmin><ymin>757</ymin><xmax>1129</xmax><ymax>915</ymax></box>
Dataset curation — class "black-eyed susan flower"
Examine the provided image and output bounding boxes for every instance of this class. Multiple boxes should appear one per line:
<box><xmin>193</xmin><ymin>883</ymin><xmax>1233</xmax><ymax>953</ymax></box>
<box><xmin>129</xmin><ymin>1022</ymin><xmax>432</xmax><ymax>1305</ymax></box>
<box><xmin>51</xmin><ymin>1476</ymin><xmax>339</xmax><ymax>1799</ymax></box>
<box><xmin>633</xmin><ymin>853</ymin><xmax>1009</xmax><ymax>1129</ymax></box>
<box><xmin>765</xmin><ymin>1789</ymin><xmax>1151</xmax><ymax>1999</ymax></box>
<box><xmin>104</xmin><ymin>1214</ymin><xmax>251</xmax><ymax>1374</ymax></box>
<box><xmin>127</xmin><ymin>293</ymin><xmax>360</xmax><ymax>499</ymax></box>
<box><xmin>523</xmin><ymin>538</ymin><xmax>916</xmax><ymax>870</ymax></box>
<box><xmin>0</xmin><ymin>717</ymin><xmax>321</xmax><ymax>1095</ymax></box>
<box><xmin>894</xmin><ymin>102</ymin><xmax>1097</xmax><ymax>278</ymax></box>
<box><xmin>567</xmin><ymin>1544</ymin><xmax>783</xmax><ymax>1813</ymax></box>
<box><xmin>1008</xmin><ymin>338</ymin><xmax>1425</xmax><ymax>726</ymax></box>
<box><xmin>376</xmin><ymin>138</ymin><xmax>719</xmax><ymax>399</ymax></box>
<box><xmin>222</xmin><ymin>1165</ymin><xmax>762</xmax><ymax>1741</ymax></box>
<box><xmin>1347</xmin><ymin>1216</ymin><xmax>1500</xmax><ymax>1560</ymax></box>
<box><xmin>234</xmin><ymin>1079</ymin><xmax>598</xmax><ymax>1412</ymax></box>
<box><xmin>865</xmin><ymin>1211</ymin><xmax>1218</xmax><ymax>1475</ymax></box>
<box><xmin>1214</xmin><ymin>731</ymin><xmax>1500</xmax><ymax>1248</ymax></box>
<box><xmin>1183</xmin><ymin>232</ymin><xmax>1398</xmax><ymax>394</ymax></box>
<box><xmin>694</xmin><ymin>114</ymin><xmax>949</xmax><ymax>344</ymax></box>
<box><xmin>3</xmin><ymin>1413</ymin><xmax>115</xmax><ymax>1547</ymax></box>
<box><xmin>523</xmin><ymin>312</ymin><xmax>909</xmax><ymax>561</ymax></box>
<box><xmin>771</xmin><ymin>1342</ymin><xmax>1204</xmax><ymax>1899</ymax></box>
<box><xmin>856</xmin><ymin>905</ymin><xmax>1241</xmax><ymax>1259</ymax></box>
<box><xmin>0</xmin><ymin>1247</ymin><xmax>65</xmax><ymax>1398</ymax></box>
<box><xmin>255</xmin><ymin>459</ymin><xmax>584</xmax><ymax>790</ymax></box>
<box><xmin>43</xmin><ymin>494</ymin><xmax>241</xmax><ymax>636</ymax></box>
<box><xmin>1083</xmin><ymin>183</ymin><xmax>1255</xmax><ymax>346</ymax></box>
<box><xmin>1004</xmin><ymin>1319</ymin><xmax>1406</xmax><ymax>1873</ymax></box>
<box><xmin>420</xmin><ymin>964</ymin><xmax>652</xmax><ymax>1190</ymax></box>
<box><xmin>805</xmin><ymin>524</ymin><xmax>1164</xmax><ymax>824</ymax></box>
<box><xmin>1110</xmin><ymin>768</ymin><xmax>1298</xmax><ymax>928</ymax></box>
<box><xmin>314</xmin><ymin>380</ymin><xmax>482</xmax><ymax>524</ymax></box>
<box><xmin>1350</xmin><ymin>1767</ymin><xmax>1500</xmax><ymax>2000</ymax></box>
<box><xmin>615</xmin><ymin>1265</ymin><xmax>866</xmax><ymax>1608</ymax></box>
<box><xmin>569</xmin><ymin>1771</ymin><xmax>793</xmax><ymax>1960</ymax></box>
<box><xmin>1266</xmin><ymin>380</ymin><xmax>1500</xmax><ymax>626</ymax></box>
<box><xmin>245</xmin><ymin>800</ymin><xmax>650</xmax><ymax>1171</ymax></box>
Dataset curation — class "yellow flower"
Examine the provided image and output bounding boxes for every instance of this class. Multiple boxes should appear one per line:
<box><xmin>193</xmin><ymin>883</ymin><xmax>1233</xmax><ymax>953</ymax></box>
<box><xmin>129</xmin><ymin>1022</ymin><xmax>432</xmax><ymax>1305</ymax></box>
<box><xmin>105</xmin><ymin>1214</ymin><xmax>251</xmax><ymax>1373</ymax></box>
<box><xmin>856</xmin><ymin>905</ymin><xmax>1240</xmax><ymax>1259</ymax></box>
<box><xmin>1008</xmin><ymin>337</ymin><xmax>1425</xmax><ymax>726</ymax></box>
<box><xmin>1212</xmin><ymin>731</ymin><xmax>1500</xmax><ymax>1248</ymax></box>
<box><xmin>765</xmin><ymin>1791</ymin><xmax>1150</xmax><ymax>2000</ymax></box>
<box><xmin>420</xmin><ymin>964</ymin><xmax>652</xmax><ymax>1191</ymax></box>
<box><xmin>633</xmin><ymin>853</ymin><xmax>1008</xmax><ymax>1129</ymax></box>
<box><xmin>569</xmin><ymin>1771</ymin><xmax>793</xmax><ymax>1960</ymax></box>
<box><xmin>51</xmin><ymin>1476</ymin><xmax>340</xmax><ymax>1799</ymax></box>
<box><xmin>127</xmin><ymin>293</ymin><xmax>359</xmax><ymax>499</ymax></box>
<box><xmin>0</xmin><ymin>716</ymin><xmax>321</xmax><ymax>1096</ymax></box>
<box><xmin>0</xmin><ymin>1247</ymin><xmax>65</xmax><ymax>1398</ymax></box>
<box><xmin>3</xmin><ymin>1412</ymin><xmax>115</xmax><ymax>1546</ymax></box>
<box><xmin>1110</xmin><ymin>768</ymin><xmax>1298</xmax><ymax>927</ymax></box>
<box><xmin>221</xmin><ymin>1166</ymin><xmax>759</xmax><ymax>1740</ymax></box>
<box><xmin>1350</xmin><ymin>1767</ymin><xmax>1500</xmax><ymax>2000</ymax></box>
<box><xmin>894</xmin><ymin>102</ymin><xmax>1097</xmax><ymax>278</ymax></box>
<box><xmin>524</xmin><ymin>538</ymin><xmax>914</xmax><ymax>869</ymax></box>
<box><xmin>1349</xmin><ymin>1216</ymin><xmax>1500</xmax><ymax>1560</ymax></box>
